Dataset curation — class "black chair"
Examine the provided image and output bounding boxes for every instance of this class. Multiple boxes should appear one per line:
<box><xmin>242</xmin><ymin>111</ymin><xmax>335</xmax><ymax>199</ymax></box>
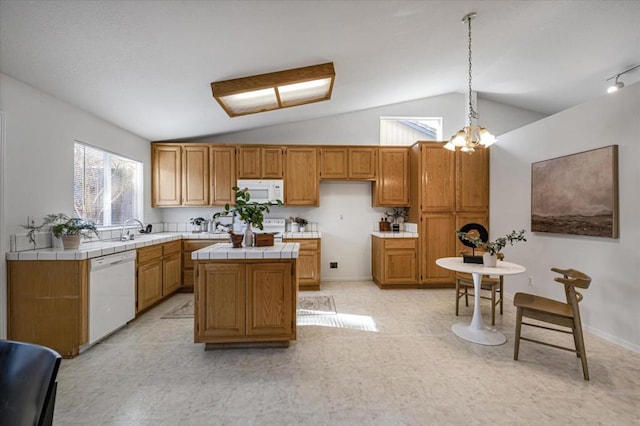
<box><xmin>0</xmin><ymin>340</ymin><xmax>62</xmax><ymax>426</ymax></box>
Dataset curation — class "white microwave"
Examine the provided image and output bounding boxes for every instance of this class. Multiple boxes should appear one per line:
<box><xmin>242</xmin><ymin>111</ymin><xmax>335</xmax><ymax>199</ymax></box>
<box><xmin>236</xmin><ymin>179</ymin><xmax>284</xmax><ymax>203</ymax></box>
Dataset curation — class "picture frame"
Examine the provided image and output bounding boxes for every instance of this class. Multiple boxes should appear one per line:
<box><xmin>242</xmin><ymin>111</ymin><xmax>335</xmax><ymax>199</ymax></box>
<box><xmin>531</xmin><ymin>145</ymin><xmax>618</xmax><ymax>238</ymax></box>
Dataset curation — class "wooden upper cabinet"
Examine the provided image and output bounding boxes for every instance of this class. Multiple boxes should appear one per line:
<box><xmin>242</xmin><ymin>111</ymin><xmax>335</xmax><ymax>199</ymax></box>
<box><xmin>373</xmin><ymin>147</ymin><xmax>410</xmax><ymax>207</ymax></box>
<box><xmin>320</xmin><ymin>147</ymin><xmax>348</xmax><ymax>179</ymax></box>
<box><xmin>320</xmin><ymin>147</ymin><xmax>377</xmax><ymax>180</ymax></box>
<box><xmin>152</xmin><ymin>144</ymin><xmax>182</xmax><ymax>207</ymax></box>
<box><xmin>237</xmin><ymin>146</ymin><xmax>261</xmax><ymax>179</ymax></box>
<box><xmin>420</xmin><ymin>144</ymin><xmax>455</xmax><ymax>212</ymax></box>
<box><xmin>349</xmin><ymin>147</ymin><xmax>377</xmax><ymax>180</ymax></box>
<box><xmin>237</xmin><ymin>146</ymin><xmax>284</xmax><ymax>179</ymax></box>
<box><xmin>182</xmin><ymin>145</ymin><xmax>209</xmax><ymax>206</ymax></box>
<box><xmin>456</xmin><ymin>148</ymin><xmax>489</xmax><ymax>212</ymax></box>
<box><xmin>210</xmin><ymin>146</ymin><xmax>236</xmax><ymax>206</ymax></box>
<box><xmin>262</xmin><ymin>147</ymin><xmax>284</xmax><ymax>178</ymax></box>
<box><xmin>284</xmin><ymin>147</ymin><xmax>319</xmax><ymax>206</ymax></box>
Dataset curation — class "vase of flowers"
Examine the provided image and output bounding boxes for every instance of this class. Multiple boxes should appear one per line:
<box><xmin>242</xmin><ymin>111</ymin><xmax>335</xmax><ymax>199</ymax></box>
<box><xmin>456</xmin><ymin>229</ymin><xmax>527</xmax><ymax>267</ymax></box>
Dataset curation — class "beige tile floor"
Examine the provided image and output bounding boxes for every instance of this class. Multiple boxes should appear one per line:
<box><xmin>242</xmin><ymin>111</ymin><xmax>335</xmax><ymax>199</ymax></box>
<box><xmin>54</xmin><ymin>281</ymin><xmax>639</xmax><ymax>425</ymax></box>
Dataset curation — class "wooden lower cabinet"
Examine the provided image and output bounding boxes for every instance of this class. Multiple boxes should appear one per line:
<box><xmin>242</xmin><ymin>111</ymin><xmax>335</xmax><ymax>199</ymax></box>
<box><xmin>136</xmin><ymin>240</ymin><xmax>183</xmax><ymax>313</ymax></box>
<box><xmin>7</xmin><ymin>260</ymin><xmax>89</xmax><ymax>358</ymax></box>
<box><xmin>194</xmin><ymin>260</ymin><xmax>296</xmax><ymax>346</ymax></box>
<box><xmin>371</xmin><ymin>237</ymin><xmax>418</xmax><ymax>287</ymax></box>
<box><xmin>182</xmin><ymin>240</ymin><xmax>221</xmax><ymax>291</ymax></box>
<box><xmin>283</xmin><ymin>238</ymin><xmax>321</xmax><ymax>290</ymax></box>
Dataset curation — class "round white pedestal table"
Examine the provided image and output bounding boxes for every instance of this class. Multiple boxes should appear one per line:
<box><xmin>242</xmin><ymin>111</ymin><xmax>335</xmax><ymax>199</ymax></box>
<box><xmin>436</xmin><ymin>257</ymin><xmax>526</xmax><ymax>346</ymax></box>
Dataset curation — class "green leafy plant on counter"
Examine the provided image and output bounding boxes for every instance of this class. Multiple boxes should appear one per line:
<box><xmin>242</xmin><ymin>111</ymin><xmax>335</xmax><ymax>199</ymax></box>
<box><xmin>22</xmin><ymin>213</ymin><xmax>99</xmax><ymax>248</ymax></box>
<box><xmin>456</xmin><ymin>229</ymin><xmax>527</xmax><ymax>255</ymax></box>
<box><xmin>291</xmin><ymin>217</ymin><xmax>308</xmax><ymax>227</ymax></box>
<box><xmin>214</xmin><ymin>187</ymin><xmax>283</xmax><ymax>230</ymax></box>
<box><xmin>189</xmin><ymin>217</ymin><xmax>207</xmax><ymax>226</ymax></box>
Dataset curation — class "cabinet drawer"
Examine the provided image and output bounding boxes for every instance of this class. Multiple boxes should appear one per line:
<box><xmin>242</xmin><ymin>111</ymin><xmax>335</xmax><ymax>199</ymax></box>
<box><xmin>284</xmin><ymin>238</ymin><xmax>319</xmax><ymax>251</ymax></box>
<box><xmin>137</xmin><ymin>245</ymin><xmax>163</xmax><ymax>264</ymax></box>
<box><xmin>183</xmin><ymin>240</ymin><xmax>220</xmax><ymax>251</ymax></box>
<box><xmin>163</xmin><ymin>240</ymin><xmax>181</xmax><ymax>255</ymax></box>
<box><xmin>384</xmin><ymin>239</ymin><xmax>417</xmax><ymax>250</ymax></box>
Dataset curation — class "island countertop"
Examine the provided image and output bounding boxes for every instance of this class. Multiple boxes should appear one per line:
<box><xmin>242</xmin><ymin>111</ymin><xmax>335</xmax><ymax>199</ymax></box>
<box><xmin>192</xmin><ymin>242</ymin><xmax>300</xmax><ymax>260</ymax></box>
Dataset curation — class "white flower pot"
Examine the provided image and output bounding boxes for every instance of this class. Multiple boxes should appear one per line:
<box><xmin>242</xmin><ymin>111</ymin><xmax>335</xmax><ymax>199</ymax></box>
<box><xmin>483</xmin><ymin>252</ymin><xmax>498</xmax><ymax>267</ymax></box>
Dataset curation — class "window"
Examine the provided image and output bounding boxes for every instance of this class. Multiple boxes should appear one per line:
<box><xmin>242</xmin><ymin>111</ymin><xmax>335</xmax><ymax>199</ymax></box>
<box><xmin>380</xmin><ymin>117</ymin><xmax>442</xmax><ymax>145</ymax></box>
<box><xmin>74</xmin><ymin>142</ymin><xmax>143</xmax><ymax>226</ymax></box>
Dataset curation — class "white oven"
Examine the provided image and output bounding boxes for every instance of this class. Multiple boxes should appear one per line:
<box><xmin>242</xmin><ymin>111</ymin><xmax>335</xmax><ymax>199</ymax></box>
<box><xmin>236</xmin><ymin>179</ymin><xmax>284</xmax><ymax>203</ymax></box>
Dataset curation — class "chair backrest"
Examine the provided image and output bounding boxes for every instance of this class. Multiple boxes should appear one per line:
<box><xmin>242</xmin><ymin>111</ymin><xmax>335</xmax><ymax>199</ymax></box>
<box><xmin>0</xmin><ymin>340</ymin><xmax>62</xmax><ymax>426</ymax></box>
<box><xmin>551</xmin><ymin>267</ymin><xmax>592</xmax><ymax>315</ymax></box>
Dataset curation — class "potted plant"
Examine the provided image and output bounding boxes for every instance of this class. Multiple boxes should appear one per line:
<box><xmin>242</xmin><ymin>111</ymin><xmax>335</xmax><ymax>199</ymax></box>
<box><xmin>22</xmin><ymin>213</ymin><xmax>98</xmax><ymax>250</ymax></box>
<box><xmin>214</xmin><ymin>187</ymin><xmax>283</xmax><ymax>247</ymax></box>
<box><xmin>294</xmin><ymin>217</ymin><xmax>308</xmax><ymax>232</ymax></box>
<box><xmin>456</xmin><ymin>229</ymin><xmax>527</xmax><ymax>267</ymax></box>
<box><xmin>190</xmin><ymin>217</ymin><xmax>207</xmax><ymax>233</ymax></box>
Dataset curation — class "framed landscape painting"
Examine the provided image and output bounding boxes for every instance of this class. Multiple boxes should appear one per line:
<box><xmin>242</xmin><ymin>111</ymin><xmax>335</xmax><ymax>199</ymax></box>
<box><xmin>531</xmin><ymin>145</ymin><xmax>618</xmax><ymax>238</ymax></box>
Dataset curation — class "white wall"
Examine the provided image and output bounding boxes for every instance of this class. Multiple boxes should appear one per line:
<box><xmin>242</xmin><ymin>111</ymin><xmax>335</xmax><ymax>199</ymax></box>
<box><xmin>491</xmin><ymin>82</ymin><xmax>640</xmax><ymax>351</ymax></box>
<box><xmin>164</xmin><ymin>94</ymin><xmax>544</xmax><ymax>282</ymax></box>
<box><xmin>0</xmin><ymin>73</ymin><xmax>159</xmax><ymax>338</ymax></box>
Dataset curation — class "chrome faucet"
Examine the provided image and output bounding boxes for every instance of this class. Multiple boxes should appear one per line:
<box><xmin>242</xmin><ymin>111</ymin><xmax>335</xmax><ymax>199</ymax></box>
<box><xmin>120</xmin><ymin>219</ymin><xmax>145</xmax><ymax>241</ymax></box>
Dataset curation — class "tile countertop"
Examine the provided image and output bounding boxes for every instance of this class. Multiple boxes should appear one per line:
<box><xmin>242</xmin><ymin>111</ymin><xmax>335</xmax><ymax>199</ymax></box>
<box><xmin>371</xmin><ymin>231</ymin><xmax>419</xmax><ymax>238</ymax></box>
<box><xmin>192</xmin><ymin>242</ymin><xmax>300</xmax><ymax>260</ymax></box>
<box><xmin>6</xmin><ymin>232</ymin><xmax>231</xmax><ymax>261</ymax></box>
<box><xmin>281</xmin><ymin>231</ymin><xmax>322</xmax><ymax>239</ymax></box>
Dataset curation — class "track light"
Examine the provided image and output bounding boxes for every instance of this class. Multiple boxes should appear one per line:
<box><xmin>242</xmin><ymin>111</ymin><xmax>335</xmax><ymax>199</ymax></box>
<box><xmin>606</xmin><ymin>64</ymin><xmax>640</xmax><ymax>94</ymax></box>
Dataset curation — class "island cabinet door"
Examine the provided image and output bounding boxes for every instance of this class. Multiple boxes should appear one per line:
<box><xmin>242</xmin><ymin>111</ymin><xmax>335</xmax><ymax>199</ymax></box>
<box><xmin>245</xmin><ymin>263</ymin><xmax>293</xmax><ymax>337</ymax></box>
<box><xmin>195</xmin><ymin>263</ymin><xmax>246</xmax><ymax>339</ymax></box>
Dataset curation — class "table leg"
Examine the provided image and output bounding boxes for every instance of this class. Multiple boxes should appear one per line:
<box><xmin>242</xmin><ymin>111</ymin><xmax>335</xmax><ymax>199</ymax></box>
<box><xmin>451</xmin><ymin>272</ymin><xmax>506</xmax><ymax>345</ymax></box>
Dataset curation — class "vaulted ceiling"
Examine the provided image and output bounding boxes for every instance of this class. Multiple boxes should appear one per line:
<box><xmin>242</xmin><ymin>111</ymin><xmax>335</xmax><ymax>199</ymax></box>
<box><xmin>1</xmin><ymin>1</ymin><xmax>638</xmax><ymax>141</ymax></box>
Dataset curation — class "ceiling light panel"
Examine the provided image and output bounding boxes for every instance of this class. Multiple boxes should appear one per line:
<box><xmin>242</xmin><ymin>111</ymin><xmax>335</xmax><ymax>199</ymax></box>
<box><xmin>211</xmin><ymin>62</ymin><xmax>335</xmax><ymax>117</ymax></box>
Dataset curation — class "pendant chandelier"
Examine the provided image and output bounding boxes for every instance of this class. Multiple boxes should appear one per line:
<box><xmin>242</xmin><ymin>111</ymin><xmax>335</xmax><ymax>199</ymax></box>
<box><xmin>444</xmin><ymin>12</ymin><xmax>496</xmax><ymax>153</ymax></box>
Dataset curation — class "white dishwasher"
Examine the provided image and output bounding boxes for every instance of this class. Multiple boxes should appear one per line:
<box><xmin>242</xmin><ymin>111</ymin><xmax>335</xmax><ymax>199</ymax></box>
<box><xmin>87</xmin><ymin>250</ymin><xmax>136</xmax><ymax>346</ymax></box>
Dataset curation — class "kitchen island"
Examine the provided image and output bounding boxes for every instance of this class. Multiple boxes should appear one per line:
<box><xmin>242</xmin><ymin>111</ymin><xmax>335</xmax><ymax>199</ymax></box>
<box><xmin>192</xmin><ymin>242</ymin><xmax>300</xmax><ymax>348</ymax></box>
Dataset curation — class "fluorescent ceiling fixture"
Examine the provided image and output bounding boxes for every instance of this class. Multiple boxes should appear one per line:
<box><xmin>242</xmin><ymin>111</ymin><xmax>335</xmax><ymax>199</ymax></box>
<box><xmin>211</xmin><ymin>62</ymin><xmax>335</xmax><ymax>117</ymax></box>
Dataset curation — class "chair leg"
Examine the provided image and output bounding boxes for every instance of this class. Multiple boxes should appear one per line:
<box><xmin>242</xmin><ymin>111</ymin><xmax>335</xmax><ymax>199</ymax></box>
<box><xmin>499</xmin><ymin>279</ymin><xmax>503</xmax><ymax>315</ymax></box>
<box><xmin>514</xmin><ymin>307</ymin><xmax>523</xmax><ymax>360</ymax></box>
<box><xmin>464</xmin><ymin>286</ymin><xmax>469</xmax><ymax>307</ymax></box>
<box><xmin>573</xmin><ymin>319</ymin><xmax>589</xmax><ymax>380</ymax></box>
<box><xmin>455</xmin><ymin>279</ymin><xmax>460</xmax><ymax>317</ymax></box>
<box><xmin>490</xmin><ymin>285</ymin><xmax>496</xmax><ymax>326</ymax></box>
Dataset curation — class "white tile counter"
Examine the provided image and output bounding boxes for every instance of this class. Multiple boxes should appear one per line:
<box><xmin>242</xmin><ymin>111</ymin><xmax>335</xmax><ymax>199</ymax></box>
<box><xmin>192</xmin><ymin>242</ymin><xmax>300</xmax><ymax>260</ymax></box>
<box><xmin>281</xmin><ymin>231</ymin><xmax>322</xmax><ymax>239</ymax></box>
<box><xmin>371</xmin><ymin>231</ymin><xmax>419</xmax><ymax>238</ymax></box>
<box><xmin>6</xmin><ymin>232</ymin><xmax>231</xmax><ymax>261</ymax></box>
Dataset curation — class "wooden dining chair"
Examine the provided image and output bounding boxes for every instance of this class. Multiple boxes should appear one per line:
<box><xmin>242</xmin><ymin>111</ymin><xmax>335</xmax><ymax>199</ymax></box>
<box><xmin>513</xmin><ymin>267</ymin><xmax>592</xmax><ymax>380</ymax></box>
<box><xmin>455</xmin><ymin>273</ymin><xmax>504</xmax><ymax>325</ymax></box>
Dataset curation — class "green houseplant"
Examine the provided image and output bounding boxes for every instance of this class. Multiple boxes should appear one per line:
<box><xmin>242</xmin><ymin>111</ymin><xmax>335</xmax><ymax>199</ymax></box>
<box><xmin>24</xmin><ymin>213</ymin><xmax>99</xmax><ymax>250</ymax></box>
<box><xmin>213</xmin><ymin>187</ymin><xmax>283</xmax><ymax>247</ymax></box>
<box><xmin>456</xmin><ymin>229</ymin><xmax>526</xmax><ymax>266</ymax></box>
<box><xmin>190</xmin><ymin>217</ymin><xmax>207</xmax><ymax>233</ymax></box>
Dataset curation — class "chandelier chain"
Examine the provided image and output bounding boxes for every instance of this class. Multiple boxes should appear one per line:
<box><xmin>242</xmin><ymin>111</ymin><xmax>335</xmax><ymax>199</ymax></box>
<box><xmin>467</xmin><ymin>14</ymin><xmax>478</xmax><ymax>124</ymax></box>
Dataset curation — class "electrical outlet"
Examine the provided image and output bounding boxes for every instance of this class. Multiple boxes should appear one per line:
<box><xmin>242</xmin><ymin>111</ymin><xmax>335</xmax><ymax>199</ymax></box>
<box><xmin>330</xmin><ymin>262</ymin><xmax>338</xmax><ymax>269</ymax></box>
<box><xmin>528</xmin><ymin>276</ymin><xmax>533</xmax><ymax>286</ymax></box>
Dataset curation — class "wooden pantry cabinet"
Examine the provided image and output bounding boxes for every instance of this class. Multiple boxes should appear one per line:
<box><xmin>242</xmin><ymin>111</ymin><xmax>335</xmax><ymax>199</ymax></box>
<box><xmin>136</xmin><ymin>240</ymin><xmax>182</xmax><ymax>312</ymax></box>
<box><xmin>284</xmin><ymin>146</ymin><xmax>319</xmax><ymax>206</ymax></box>
<box><xmin>409</xmin><ymin>142</ymin><xmax>489</xmax><ymax>286</ymax></box>
<box><xmin>237</xmin><ymin>145</ymin><xmax>284</xmax><ymax>179</ymax></box>
<box><xmin>152</xmin><ymin>143</ymin><xmax>236</xmax><ymax>207</ymax></box>
<box><xmin>320</xmin><ymin>146</ymin><xmax>377</xmax><ymax>180</ymax></box>
<box><xmin>282</xmin><ymin>238</ymin><xmax>321</xmax><ymax>290</ymax></box>
<box><xmin>371</xmin><ymin>237</ymin><xmax>417</xmax><ymax>287</ymax></box>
